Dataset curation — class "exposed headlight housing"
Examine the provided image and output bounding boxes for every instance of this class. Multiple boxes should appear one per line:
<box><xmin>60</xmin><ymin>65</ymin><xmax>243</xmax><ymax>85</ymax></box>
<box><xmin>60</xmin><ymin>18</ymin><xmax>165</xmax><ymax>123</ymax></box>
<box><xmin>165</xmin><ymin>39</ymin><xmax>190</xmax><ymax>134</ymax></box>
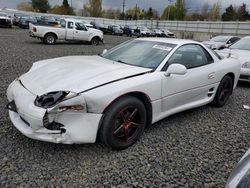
<box><xmin>242</xmin><ymin>62</ymin><xmax>250</xmax><ymax>69</ymax></box>
<box><xmin>35</xmin><ymin>91</ymin><xmax>78</xmax><ymax>108</ymax></box>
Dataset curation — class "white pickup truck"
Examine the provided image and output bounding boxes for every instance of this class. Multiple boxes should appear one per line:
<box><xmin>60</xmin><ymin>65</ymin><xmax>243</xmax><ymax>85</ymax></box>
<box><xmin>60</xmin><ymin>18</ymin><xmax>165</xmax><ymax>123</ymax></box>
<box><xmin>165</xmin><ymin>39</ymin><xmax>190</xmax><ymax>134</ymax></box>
<box><xmin>29</xmin><ymin>18</ymin><xmax>103</xmax><ymax>45</ymax></box>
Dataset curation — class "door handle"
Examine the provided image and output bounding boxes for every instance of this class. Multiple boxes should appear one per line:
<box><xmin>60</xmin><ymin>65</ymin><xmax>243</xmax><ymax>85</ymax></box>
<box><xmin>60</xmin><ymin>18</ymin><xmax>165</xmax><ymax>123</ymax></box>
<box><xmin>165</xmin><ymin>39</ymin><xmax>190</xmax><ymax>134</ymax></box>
<box><xmin>75</xmin><ymin>31</ymin><xmax>78</xmax><ymax>33</ymax></box>
<box><xmin>208</xmin><ymin>72</ymin><xmax>215</xmax><ymax>79</ymax></box>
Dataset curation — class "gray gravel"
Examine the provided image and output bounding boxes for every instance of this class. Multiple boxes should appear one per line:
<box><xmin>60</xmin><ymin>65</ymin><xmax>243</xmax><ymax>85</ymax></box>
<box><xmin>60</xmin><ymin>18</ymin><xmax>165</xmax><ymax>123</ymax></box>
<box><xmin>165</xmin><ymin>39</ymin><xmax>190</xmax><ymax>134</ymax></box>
<box><xmin>0</xmin><ymin>27</ymin><xmax>249</xmax><ymax>188</ymax></box>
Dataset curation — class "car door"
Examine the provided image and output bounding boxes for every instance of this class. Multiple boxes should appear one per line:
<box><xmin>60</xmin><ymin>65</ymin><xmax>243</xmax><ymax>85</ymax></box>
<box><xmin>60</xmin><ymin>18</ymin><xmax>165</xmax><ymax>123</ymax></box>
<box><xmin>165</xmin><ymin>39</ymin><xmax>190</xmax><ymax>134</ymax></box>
<box><xmin>161</xmin><ymin>44</ymin><xmax>219</xmax><ymax>115</ymax></box>
<box><xmin>73</xmin><ymin>22</ymin><xmax>89</xmax><ymax>41</ymax></box>
<box><xmin>65</xmin><ymin>21</ymin><xmax>74</xmax><ymax>40</ymax></box>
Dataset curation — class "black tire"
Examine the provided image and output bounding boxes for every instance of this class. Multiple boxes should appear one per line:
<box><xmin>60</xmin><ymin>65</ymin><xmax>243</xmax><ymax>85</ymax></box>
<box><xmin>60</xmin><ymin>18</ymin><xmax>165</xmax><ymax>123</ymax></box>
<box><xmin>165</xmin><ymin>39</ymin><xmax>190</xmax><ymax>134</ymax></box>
<box><xmin>91</xmin><ymin>37</ymin><xmax>99</xmax><ymax>46</ymax></box>
<box><xmin>100</xmin><ymin>96</ymin><xmax>147</xmax><ymax>150</ymax></box>
<box><xmin>211</xmin><ymin>75</ymin><xmax>233</xmax><ymax>107</ymax></box>
<box><xmin>43</xmin><ymin>33</ymin><xmax>56</xmax><ymax>45</ymax></box>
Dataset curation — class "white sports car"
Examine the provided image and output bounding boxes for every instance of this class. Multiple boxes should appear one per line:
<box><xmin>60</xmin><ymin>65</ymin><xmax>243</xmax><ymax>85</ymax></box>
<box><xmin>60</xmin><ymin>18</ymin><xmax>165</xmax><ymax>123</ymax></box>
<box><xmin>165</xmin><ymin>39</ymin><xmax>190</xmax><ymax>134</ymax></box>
<box><xmin>219</xmin><ymin>36</ymin><xmax>250</xmax><ymax>82</ymax></box>
<box><xmin>6</xmin><ymin>38</ymin><xmax>240</xmax><ymax>150</ymax></box>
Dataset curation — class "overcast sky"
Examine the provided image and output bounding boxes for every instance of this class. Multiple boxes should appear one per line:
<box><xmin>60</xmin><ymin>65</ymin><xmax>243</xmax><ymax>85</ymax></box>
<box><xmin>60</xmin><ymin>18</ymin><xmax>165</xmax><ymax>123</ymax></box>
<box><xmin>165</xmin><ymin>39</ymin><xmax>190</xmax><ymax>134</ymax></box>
<box><xmin>1</xmin><ymin>0</ymin><xmax>250</xmax><ymax>14</ymax></box>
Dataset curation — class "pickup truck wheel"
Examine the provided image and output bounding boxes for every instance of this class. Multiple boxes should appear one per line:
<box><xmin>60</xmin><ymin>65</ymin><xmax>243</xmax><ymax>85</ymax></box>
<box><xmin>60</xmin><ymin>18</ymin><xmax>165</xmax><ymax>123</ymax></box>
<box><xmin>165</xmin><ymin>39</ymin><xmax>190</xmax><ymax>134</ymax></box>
<box><xmin>44</xmin><ymin>34</ymin><xmax>56</xmax><ymax>45</ymax></box>
<box><xmin>91</xmin><ymin>37</ymin><xmax>99</xmax><ymax>46</ymax></box>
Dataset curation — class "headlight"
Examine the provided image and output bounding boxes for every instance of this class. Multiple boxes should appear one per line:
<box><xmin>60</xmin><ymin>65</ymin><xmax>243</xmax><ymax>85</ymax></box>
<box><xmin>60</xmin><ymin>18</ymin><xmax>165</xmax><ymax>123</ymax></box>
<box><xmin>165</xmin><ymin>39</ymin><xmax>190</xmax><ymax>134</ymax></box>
<box><xmin>35</xmin><ymin>91</ymin><xmax>78</xmax><ymax>108</ymax></box>
<box><xmin>242</xmin><ymin>62</ymin><xmax>250</xmax><ymax>69</ymax></box>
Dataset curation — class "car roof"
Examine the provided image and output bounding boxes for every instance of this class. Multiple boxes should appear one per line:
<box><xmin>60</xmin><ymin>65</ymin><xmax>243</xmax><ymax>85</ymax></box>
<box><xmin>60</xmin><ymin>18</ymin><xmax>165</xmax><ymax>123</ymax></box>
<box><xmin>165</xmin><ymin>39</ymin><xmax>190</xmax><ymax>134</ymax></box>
<box><xmin>135</xmin><ymin>38</ymin><xmax>199</xmax><ymax>45</ymax></box>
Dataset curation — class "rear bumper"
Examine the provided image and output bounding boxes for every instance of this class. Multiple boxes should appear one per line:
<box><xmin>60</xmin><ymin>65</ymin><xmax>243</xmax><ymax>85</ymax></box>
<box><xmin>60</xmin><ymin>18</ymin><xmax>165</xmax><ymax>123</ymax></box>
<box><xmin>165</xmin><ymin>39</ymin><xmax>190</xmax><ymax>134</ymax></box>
<box><xmin>7</xmin><ymin>80</ymin><xmax>103</xmax><ymax>144</ymax></box>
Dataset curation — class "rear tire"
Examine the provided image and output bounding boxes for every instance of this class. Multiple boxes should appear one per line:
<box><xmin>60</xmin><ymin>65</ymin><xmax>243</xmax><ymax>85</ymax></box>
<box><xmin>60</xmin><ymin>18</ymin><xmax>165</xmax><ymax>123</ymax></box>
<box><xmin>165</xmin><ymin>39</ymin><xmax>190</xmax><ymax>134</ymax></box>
<box><xmin>211</xmin><ymin>75</ymin><xmax>233</xmax><ymax>107</ymax></box>
<box><xmin>43</xmin><ymin>33</ymin><xmax>56</xmax><ymax>45</ymax></box>
<box><xmin>100</xmin><ymin>96</ymin><xmax>147</xmax><ymax>150</ymax></box>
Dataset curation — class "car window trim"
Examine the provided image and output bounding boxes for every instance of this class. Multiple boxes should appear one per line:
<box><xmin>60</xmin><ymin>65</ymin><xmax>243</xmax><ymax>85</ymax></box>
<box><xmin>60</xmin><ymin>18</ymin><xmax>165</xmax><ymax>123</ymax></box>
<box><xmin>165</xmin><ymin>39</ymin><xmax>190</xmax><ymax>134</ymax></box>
<box><xmin>161</xmin><ymin>43</ymin><xmax>214</xmax><ymax>71</ymax></box>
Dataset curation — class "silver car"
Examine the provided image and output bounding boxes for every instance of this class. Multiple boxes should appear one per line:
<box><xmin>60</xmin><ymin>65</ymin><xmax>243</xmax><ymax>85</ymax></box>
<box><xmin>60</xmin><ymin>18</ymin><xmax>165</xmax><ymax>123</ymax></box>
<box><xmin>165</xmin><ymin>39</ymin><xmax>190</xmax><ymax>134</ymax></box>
<box><xmin>226</xmin><ymin>148</ymin><xmax>250</xmax><ymax>188</ymax></box>
<box><xmin>203</xmin><ymin>35</ymin><xmax>240</xmax><ymax>50</ymax></box>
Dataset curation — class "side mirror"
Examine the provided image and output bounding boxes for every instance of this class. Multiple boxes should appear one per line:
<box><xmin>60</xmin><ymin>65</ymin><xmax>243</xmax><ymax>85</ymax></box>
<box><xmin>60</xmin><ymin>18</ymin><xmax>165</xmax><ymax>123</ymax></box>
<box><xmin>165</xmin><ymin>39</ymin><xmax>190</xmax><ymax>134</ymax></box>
<box><xmin>102</xmin><ymin>49</ymin><xmax>108</xmax><ymax>55</ymax></box>
<box><xmin>165</xmin><ymin>64</ymin><xmax>187</xmax><ymax>77</ymax></box>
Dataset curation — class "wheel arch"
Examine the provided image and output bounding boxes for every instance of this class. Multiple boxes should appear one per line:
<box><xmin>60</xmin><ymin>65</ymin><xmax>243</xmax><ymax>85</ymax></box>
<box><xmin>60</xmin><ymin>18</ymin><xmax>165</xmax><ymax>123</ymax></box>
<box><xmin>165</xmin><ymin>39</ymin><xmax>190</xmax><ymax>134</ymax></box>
<box><xmin>44</xmin><ymin>32</ymin><xmax>58</xmax><ymax>39</ymax></box>
<box><xmin>102</xmin><ymin>92</ymin><xmax>153</xmax><ymax>127</ymax></box>
<box><xmin>91</xmin><ymin>35</ymin><xmax>101</xmax><ymax>42</ymax></box>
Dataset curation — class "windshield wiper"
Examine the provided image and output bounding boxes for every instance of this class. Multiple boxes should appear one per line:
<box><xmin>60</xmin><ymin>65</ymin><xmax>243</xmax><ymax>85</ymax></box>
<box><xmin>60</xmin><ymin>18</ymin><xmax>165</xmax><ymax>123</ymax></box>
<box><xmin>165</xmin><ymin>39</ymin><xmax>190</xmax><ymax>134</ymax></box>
<box><xmin>116</xmin><ymin>60</ymin><xmax>132</xmax><ymax>66</ymax></box>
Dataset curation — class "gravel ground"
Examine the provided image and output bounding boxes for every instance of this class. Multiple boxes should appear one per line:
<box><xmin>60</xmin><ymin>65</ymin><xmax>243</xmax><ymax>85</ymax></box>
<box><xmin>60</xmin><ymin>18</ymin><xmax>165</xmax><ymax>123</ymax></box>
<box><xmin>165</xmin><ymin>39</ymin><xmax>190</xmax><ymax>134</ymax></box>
<box><xmin>0</xmin><ymin>27</ymin><xmax>249</xmax><ymax>188</ymax></box>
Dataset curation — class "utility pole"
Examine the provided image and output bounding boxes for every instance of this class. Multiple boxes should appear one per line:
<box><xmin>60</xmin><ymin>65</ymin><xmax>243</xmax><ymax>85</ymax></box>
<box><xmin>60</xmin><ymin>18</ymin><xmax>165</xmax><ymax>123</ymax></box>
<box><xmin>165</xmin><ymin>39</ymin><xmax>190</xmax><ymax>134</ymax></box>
<box><xmin>122</xmin><ymin>0</ymin><xmax>125</xmax><ymax>20</ymax></box>
<box><xmin>167</xmin><ymin>0</ymin><xmax>173</xmax><ymax>20</ymax></box>
<box><xmin>135</xmin><ymin>3</ymin><xmax>138</xmax><ymax>20</ymax></box>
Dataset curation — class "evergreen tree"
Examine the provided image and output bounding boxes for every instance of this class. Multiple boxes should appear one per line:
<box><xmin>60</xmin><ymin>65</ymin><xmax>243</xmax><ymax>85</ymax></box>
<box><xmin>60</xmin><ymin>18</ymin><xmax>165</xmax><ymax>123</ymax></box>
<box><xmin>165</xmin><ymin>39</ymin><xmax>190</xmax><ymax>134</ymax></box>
<box><xmin>237</xmin><ymin>3</ymin><xmax>249</xmax><ymax>21</ymax></box>
<box><xmin>222</xmin><ymin>5</ymin><xmax>237</xmax><ymax>21</ymax></box>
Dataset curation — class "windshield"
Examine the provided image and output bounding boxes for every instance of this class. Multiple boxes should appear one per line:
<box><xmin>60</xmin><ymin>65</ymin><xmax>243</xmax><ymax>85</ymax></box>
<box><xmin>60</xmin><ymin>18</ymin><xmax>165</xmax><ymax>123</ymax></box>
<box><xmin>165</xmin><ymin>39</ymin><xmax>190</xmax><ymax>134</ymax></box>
<box><xmin>102</xmin><ymin>40</ymin><xmax>176</xmax><ymax>69</ymax></box>
<box><xmin>211</xmin><ymin>36</ymin><xmax>230</xmax><ymax>43</ymax></box>
<box><xmin>230</xmin><ymin>38</ymin><xmax>250</xmax><ymax>50</ymax></box>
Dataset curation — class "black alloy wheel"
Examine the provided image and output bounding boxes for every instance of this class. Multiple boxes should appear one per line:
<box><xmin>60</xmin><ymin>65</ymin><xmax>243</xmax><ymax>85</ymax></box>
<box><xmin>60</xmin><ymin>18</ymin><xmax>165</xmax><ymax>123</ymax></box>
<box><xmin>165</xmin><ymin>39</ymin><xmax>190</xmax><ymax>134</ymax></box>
<box><xmin>211</xmin><ymin>75</ymin><xmax>233</xmax><ymax>107</ymax></box>
<box><xmin>100</xmin><ymin>96</ymin><xmax>147</xmax><ymax>150</ymax></box>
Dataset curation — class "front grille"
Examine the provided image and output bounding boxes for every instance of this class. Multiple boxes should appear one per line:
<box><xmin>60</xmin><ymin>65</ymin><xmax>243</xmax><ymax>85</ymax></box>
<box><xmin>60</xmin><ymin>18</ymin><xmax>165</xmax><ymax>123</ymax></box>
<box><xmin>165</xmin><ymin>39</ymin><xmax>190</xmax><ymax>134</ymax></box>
<box><xmin>43</xmin><ymin>112</ymin><xmax>50</xmax><ymax>127</ymax></box>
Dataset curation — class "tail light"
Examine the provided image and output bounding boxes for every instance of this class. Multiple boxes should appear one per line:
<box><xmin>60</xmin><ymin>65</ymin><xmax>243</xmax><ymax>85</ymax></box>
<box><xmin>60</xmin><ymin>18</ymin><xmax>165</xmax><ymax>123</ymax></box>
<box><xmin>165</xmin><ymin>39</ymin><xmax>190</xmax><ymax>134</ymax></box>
<box><xmin>33</xmin><ymin>27</ymin><xmax>37</xmax><ymax>32</ymax></box>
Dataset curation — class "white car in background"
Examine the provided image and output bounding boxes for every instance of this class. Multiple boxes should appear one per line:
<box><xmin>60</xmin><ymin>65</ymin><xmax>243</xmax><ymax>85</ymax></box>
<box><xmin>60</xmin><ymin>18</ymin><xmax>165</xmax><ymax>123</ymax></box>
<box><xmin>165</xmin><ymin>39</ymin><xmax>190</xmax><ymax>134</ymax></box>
<box><xmin>139</xmin><ymin>26</ymin><xmax>151</xmax><ymax>37</ymax></box>
<box><xmin>29</xmin><ymin>18</ymin><xmax>103</xmax><ymax>45</ymax></box>
<box><xmin>218</xmin><ymin>36</ymin><xmax>250</xmax><ymax>82</ymax></box>
<box><xmin>0</xmin><ymin>12</ymin><xmax>12</xmax><ymax>28</ymax></box>
<box><xmin>202</xmin><ymin>35</ymin><xmax>240</xmax><ymax>50</ymax></box>
<box><xmin>162</xmin><ymin>29</ymin><xmax>175</xmax><ymax>38</ymax></box>
<box><xmin>6</xmin><ymin>38</ymin><xmax>240</xmax><ymax>150</ymax></box>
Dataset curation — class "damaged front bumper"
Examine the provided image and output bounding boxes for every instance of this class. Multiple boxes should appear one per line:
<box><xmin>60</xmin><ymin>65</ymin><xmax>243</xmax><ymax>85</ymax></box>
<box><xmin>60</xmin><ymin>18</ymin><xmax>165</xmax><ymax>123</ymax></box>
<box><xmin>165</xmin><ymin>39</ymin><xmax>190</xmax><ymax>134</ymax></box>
<box><xmin>6</xmin><ymin>80</ymin><xmax>103</xmax><ymax>144</ymax></box>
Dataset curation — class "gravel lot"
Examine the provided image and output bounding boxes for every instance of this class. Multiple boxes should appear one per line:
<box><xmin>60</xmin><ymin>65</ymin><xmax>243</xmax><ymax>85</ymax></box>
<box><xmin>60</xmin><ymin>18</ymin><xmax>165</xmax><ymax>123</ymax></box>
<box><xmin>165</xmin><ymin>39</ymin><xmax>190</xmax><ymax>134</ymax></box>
<box><xmin>0</xmin><ymin>27</ymin><xmax>249</xmax><ymax>188</ymax></box>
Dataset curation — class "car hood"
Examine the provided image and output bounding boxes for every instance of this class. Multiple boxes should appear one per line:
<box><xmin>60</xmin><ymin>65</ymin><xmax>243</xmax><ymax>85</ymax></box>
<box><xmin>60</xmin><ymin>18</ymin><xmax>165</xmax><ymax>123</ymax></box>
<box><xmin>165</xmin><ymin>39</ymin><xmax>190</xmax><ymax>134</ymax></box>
<box><xmin>20</xmin><ymin>55</ymin><xmax>151</xmax><ymax>96</ymax></box>
<box><xmin>218</xmin><ymin>48</ymin><xmax>249</xmax><ymax>64</ymax></box>
<box><xmin>202</xmin><ymin>41</ymin><xmax>224</xmax><ymax>47</ymax></box>
<box><xmin>88</xmin><ymin>27</ymin><xmax>102</xmax><ymax>34</ymax></box>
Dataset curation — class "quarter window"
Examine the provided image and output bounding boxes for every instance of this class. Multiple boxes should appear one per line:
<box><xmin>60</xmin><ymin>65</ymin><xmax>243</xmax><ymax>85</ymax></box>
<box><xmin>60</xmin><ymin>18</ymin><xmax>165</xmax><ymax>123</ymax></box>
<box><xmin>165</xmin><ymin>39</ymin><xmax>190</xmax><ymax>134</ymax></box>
<box><xmin>166</xmin><ymin>44</ymin><xmax>213</xmax><ymax>69</ymax></box>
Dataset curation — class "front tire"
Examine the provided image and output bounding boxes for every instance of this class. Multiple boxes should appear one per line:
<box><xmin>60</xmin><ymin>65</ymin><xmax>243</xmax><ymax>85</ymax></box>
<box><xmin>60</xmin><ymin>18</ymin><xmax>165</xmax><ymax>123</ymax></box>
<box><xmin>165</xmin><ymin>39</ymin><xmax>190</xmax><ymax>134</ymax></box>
<box><xmin>211</xmin><ymin>75</ymin><xmax>233</xmax><ymax>107</ymax></box>
<box><xmin>100</xmin><ymin>96</ymin><xmax>147</xmax><ymax>150</ymax></box>
<box><xmin>91</xmin><ymin>37</ymin><xmax>99</xmax><ymax>46</ymax></box>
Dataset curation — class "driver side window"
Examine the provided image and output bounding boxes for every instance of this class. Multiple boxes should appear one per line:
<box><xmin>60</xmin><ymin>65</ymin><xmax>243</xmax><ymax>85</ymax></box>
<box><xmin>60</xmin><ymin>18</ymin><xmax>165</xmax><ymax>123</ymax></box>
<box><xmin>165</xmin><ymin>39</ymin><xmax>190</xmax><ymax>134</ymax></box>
<box><xmin>166</xmin><ymin>44</ymin><xmax>213</xmax><ymax>70</ymax></box>
<box><xmin>75</xmin><ymin>22</ymin><xmax>87</xmax><ymax>31</ymax></box>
